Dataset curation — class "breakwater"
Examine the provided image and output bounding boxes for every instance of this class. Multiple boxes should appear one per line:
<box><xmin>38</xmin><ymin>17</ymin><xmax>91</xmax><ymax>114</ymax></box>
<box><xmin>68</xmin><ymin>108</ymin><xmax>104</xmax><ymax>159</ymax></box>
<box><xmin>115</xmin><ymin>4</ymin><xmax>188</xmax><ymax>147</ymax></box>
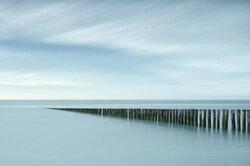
<box><xmin>51</xmin><ymin>108</ymin><xmax>250</xmax><ymax>132</ymax></box>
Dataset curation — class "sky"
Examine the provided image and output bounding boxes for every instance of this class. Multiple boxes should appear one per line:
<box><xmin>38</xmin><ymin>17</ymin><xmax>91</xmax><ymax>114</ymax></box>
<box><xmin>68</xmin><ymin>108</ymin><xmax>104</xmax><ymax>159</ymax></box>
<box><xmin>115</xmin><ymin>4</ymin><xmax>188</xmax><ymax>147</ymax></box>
<box><xmin>0</xmin><ymin>0</ymin><xmax>250</xmax><ymax>100</ymax></box>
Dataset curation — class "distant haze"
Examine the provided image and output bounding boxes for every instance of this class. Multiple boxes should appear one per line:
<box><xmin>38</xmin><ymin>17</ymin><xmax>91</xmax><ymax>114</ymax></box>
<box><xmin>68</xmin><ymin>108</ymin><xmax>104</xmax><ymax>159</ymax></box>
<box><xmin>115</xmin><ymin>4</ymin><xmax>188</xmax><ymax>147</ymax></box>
<box><xmin>0</xmin><ymin>0</ymin><xmax>250</xmax><ymax>99</ymax></box>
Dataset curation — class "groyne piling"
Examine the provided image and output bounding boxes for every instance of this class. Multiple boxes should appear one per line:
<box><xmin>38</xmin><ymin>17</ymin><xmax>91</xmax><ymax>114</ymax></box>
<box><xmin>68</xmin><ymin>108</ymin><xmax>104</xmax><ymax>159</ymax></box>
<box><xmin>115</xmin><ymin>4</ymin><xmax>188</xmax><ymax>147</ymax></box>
<box><xmin>208</xmin><ymin>110</ymin><xmax>211</xmax><ymax>128</ymax></box>
<box><xmin>231</xmin><ymin>110</ymin><xmax>236</xmax><ymax>131</ymax></box>
<box><xmin>217</xmin><ymin>110</ymin><xmax>220</xmax><ymax>130</ymax></box>
<box><xmin>203</xmin><ymin>110</ymin><xmax>207</xmax><ymax>128</ymax></box>
<box><xmin>248</xmin><ymin>110</ymin><xmax>250</xmax><ymax>132</ymax></box>
<box><xmin>213</xmin><ymin>110</ymin><xmax>216</xmax><ymax>129</ymax></box>
<box><xmin>50</xmin><ymin>108</ymin><xmax>250</xmax><ymax>133</ymax></box>
<box><xmin>199</xmin><ymin>110</ymin><xmax>202</xmax><ymax>128</ymax></box>
<box><xmin>237</xmin><ymin>110</ymin><xmax>241</xmax><ymax>132</ymax></box>
<box><xmin>242</xmin><ymin>110</ymin><xmax>246</xmax><ymax>132</ymax></box>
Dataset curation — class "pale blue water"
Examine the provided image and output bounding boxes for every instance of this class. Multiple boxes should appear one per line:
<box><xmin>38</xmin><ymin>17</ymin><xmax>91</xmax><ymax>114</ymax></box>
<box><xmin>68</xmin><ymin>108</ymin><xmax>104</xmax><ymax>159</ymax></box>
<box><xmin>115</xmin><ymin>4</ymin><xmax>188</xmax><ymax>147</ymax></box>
<box><xmin>0</xmin><ymin>100</ymin><xmax>250</xmax><ymax>166</ymax></box>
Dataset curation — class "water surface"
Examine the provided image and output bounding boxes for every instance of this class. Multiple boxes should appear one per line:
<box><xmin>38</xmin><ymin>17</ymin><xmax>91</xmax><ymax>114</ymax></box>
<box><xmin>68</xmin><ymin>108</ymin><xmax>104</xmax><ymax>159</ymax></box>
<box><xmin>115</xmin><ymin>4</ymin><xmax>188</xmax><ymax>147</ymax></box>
<box><xmin>0</xmin><ymin>100</ymin><xmax>249</xmax><ymax>166</ymax></box>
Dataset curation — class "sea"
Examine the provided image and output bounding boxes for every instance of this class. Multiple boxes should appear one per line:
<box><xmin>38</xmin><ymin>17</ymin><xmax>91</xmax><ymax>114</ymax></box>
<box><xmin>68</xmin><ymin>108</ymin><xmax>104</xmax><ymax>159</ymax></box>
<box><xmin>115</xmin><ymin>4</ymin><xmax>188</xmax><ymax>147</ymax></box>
<box><xmin>0</xmin><ymin>100</ymin><xmax>250</xmax><ymax>166</ymax></box>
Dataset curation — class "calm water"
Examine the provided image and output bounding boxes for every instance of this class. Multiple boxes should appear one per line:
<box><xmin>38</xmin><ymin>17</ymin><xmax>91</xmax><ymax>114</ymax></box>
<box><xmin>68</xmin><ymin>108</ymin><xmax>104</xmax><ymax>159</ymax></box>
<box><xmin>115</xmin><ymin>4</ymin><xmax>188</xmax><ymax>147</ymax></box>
<box><xmin>0</xmin><ymin>100</ymin><xmax>250</xmax><ymax>166</ymax></box>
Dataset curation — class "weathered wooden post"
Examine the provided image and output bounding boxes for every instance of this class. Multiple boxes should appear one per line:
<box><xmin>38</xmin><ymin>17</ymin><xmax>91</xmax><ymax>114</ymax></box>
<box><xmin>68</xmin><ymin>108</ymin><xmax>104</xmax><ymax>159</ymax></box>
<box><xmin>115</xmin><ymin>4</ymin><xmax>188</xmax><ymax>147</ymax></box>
<box><xmin>161</xmin><ymin>109</ymin><xmax>164</xmax><ymax>122</ymax></box>
<box><xmin>237</xmin><ymin>110</ymin><xmax>241</xmax><ymax>131</ymax></box>
<box><xmin>149</xmin><ymin>109</ymin><xmax>153</xmax><ymax>121</ymax></box>
<box><xmin>181</xmin><ymin>110</ymin><xmax>184</xmax><ymax>124</ymax></box>
<box><xmin>130</xmin><ymin>109</ymin><xmax>133</xmax><ymax>119</ymax></box>
<box><xmin>213</xmin><ymin>110</ymin><xmax>216</xmax><ymax>129</ymax></box>
<box><xmin>199</xmin><ymin>110</ymin><xmax>202</xmax><ymax>128</ymax></box>
<box><xmin>141</xmin><ymin>109</ymin><xmax>144</xmax><ymax>120</ymax></box>
<box><xmin>242</xmin><ymin>110</ymin><xmax>246</xmax><ymax>132</ymax></box>
<box><xmin>179</xmin><ymin>110</ymin><xmax>183</xmax><ymax>124</ymax></box>
<box><xmin>166</xmin><ymin>110</ymin><xmax>169</xmax><ymax>123</ymax></box>
<box><xmin>194</xmin><ymin>110</ymin><xmax>198</xmax><ymax>126</ymax></box>
<box><xmin>140</xmin><ymin>109</ymin><xmax>143</xmax><ymax>120</ymax></box>
<box><xmin>172</xmin><ymin>109</ymin><xmax>175</xmax><ymax>124</ymax></box>
<box><xmin>175</xmin><ymin>110</ymin><xmax>177</xmax><ymax>124</ymax></box>
<box><xmin>191</xmin><ymin>109</ymin><xmax>194</xmax><ymax>126</ymax></box>
<box><xmin>208</xmin><ymin>110</ymin><xmax>211</xmax><ymax>128</ymax></box>
<box><xmin>166</xmin><ymin>109</ymin><xmax>169</xmax><ymax>123</ymax></box>
<box><xmin>159</xmin><ymin>109</ymin><xmax>162</xmax><ymax>122</ymax></box>
<box><xmin>154</xmin><ymin>109</ymin><xmax>157</xmax><ymax>122</ymax></box>
<box><xmin>188</xmin><ymin>109</ymin><xmax>191</xmax><ymax>125</ymax></box>
<box><xmin>170</xmin><ymin>109</ymin><xmax>173</xmax><ymax>123</ymax></box>
<box><xmin>178</xmin><ymin>110</ymin><xmax>181</xmax><ymax>124</ymax></box>
<box><xmin>247</xmin><ymin>110</ymin><xmax>250</xmax><ymax>132</ymax></box>
<box><xmin>217</xmin><ymin>110</ymin><xmax>220</xmax><ymax>130</ymax></box>
<box><xmin>189</xmin><ymin>110</ymin><xmax>192</xmax><ymax>126</ymax></box>
<box><xmin>157</xmin><ymin>109</ymin><xmax>161</xmax><ymax>122</ymax></box>
<box><xmin>154</xmin><ymin>109</ymin><xmax>156</xmax><ymax>122</ymax></box>
<box><xmin>162</xmin><ymin>109</ymin><xmax>165</xmax><ymax>122</ymax></box>
<box><xmin>147</xmin><ymin>109</ymin><xmax>151</xmax><ymax>121</ymax></box>
<box><xmin>164</xmin><ymin>109</ymin><xmax>167</xmax><ymax>123</ymax></box>
<box><xmin>222</xmin><ymin>110</ymin><xmax>225</xmax><ymax>129</ymax></box>
<box><xmin>203</xmin><ymin>110</ymin><xmax>207</xmax><ymax>128</ymax></box>
<box><xmin>174</xmin><ymin>110</ymin><xmax>177</xmax><ymax>124</ymax></box>
<box><xmin>148</xmin><ymin>109</ymin><xmax>152</xmax><ymax>121</ymax></box>
<box><xmin>222</xmin><ymin>110</ymin><xmax>228</xmax><ymax>130</ymax></box>
<box><xmin>184</xmin><ymin>110</ymin><xmax>187</xmax><ymax>125</ymax></box>
<box><xmin>231</xmin><ymin>110</ymin><xmax>236</xmax><ymax>131</ymax></box>
<box><xmin>226</xmin><ymin>110</ymin><xmax>229</xmax><ymax>130</ymax></box>
<box><xmin>190</xmin><ymin>109</ymin><xmax>193</xmax><ymax>125</ymax></box>
<box><xmin>176</xmin><ymin>110</ymin><xmax>179</xmax><ymax>124</ymax></box>
<box><xmin>143</xmin><ymin>109</ymin><xmax>146</xmax><ymax>120</ymax></box>
<box><xmin>187</xmin><ymin>109</ymin><xmax>190</xmax><ymax>125</ymax></box>
<box><xmin>183</xmin><ymin>110</ymin><xmax>186</xmax><ymax>125</ymax></box>
<box><xmin>134</xmin><ymin>109</ymin><xmax>137</xmax><ymax>119</ymax></box>
<box><xmin>105</xmin><ymin>108</ymin><xmax>108</xmax><ymax>116</ymax></box>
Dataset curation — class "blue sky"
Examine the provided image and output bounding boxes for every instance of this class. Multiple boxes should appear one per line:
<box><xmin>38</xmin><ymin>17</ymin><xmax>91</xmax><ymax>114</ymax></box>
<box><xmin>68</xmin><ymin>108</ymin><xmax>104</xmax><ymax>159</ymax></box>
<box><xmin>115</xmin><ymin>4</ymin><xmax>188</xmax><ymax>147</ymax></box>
<box><xmin>0</xmin><ymin>0</ymin><xmax>250</xmax><ymax>99</ymax></box>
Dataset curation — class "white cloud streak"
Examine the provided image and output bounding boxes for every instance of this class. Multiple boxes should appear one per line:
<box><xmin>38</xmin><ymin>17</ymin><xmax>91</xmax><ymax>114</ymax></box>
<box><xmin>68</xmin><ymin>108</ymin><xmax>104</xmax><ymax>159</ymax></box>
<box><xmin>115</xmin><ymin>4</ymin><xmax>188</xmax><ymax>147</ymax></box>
<box><xmin>0</xmin><ymin>0</ymin><xmax>250</xmax><ymax>99</ymax></box>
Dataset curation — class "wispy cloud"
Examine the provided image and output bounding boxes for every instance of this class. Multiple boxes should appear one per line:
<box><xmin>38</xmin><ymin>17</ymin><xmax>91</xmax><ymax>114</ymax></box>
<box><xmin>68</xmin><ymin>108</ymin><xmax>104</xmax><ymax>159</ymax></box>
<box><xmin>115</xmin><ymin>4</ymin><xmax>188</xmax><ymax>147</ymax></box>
<box><xmin>0</xmin><ymin>72</ymin><xmax>87</xmax><ymax>87</ymax></box>
<box><xmin>0</xmin><ymin>0</ymin><xmax>250</xmax><ymax>99</ymax></box>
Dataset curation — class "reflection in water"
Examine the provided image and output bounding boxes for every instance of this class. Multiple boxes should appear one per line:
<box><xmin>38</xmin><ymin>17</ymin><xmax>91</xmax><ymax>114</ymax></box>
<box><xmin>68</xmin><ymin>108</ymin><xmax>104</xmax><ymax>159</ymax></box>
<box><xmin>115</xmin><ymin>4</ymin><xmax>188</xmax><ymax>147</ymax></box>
<box><xmin>0</xmin><ymin>101</ymin><xmax>250</xmax><ymax>166</ymax></box>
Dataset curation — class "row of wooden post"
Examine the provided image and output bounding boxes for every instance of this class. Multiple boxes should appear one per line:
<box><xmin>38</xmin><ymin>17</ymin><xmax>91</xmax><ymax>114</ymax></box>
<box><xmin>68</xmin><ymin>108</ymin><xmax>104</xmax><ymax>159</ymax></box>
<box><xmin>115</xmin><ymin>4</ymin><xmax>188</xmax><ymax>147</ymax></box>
<box><xmin>52</xmin><ymin>108</ymin><xmax>250</xmax><ymax>132</ymax></box>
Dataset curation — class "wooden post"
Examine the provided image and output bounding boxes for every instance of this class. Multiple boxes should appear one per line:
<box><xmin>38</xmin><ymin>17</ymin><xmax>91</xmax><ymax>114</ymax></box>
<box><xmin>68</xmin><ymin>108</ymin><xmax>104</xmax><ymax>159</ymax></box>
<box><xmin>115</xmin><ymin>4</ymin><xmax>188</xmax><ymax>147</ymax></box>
<box><xmin>190</xmin><ymin>110</ymin><xmax>193</xmax><ymax>125</ymax></box>
<box><xmin>152</xmin><ymin>109</ymin><xmax>155</xmax><ymax>121</ymax></box>
<box><xmin>194</xmin><ymin>110</ymin><xmax>198</xmax><ymax>126</ymax></box>
<box><xmin>188</xmin><ymin>109</ymin><xmax>191</xmax><ymax>125</ymax></box>
<box><xmin>184</xmin><ymin>110</ymin><xmax>187</xmax><ymax>125</ymax></box>
<box><xmin>189</xmin><ymin>110</ymin><xmax>192</xmax><ymax>126</ymax></box>
<box><xmin>203</xmin><ymin>110</ymin><xmax>207</xmax><ymax>128</ymax></box>
<box><xmin>222</xmin><ymin>110</ymin><xmax>228</xmax><ymax>130</ymax></box>
<box><xmin>161</xmin><ymin>109</ymin><xmax>164</xmax><ymax>122</ymax></box>
<box><xmin>162</xmin><ymin>110</ymin><xmax>165</xmax><ymax>122</ymax></box>
<box><xmin>191</xmin><ymin>109</ymin><xmax>194</xmax><ymax>126</ymax></box>
<box><xmin>169</xmin><ymin>109</ymin><xmax>172</xmax><ymax>123</ymax></box>
<box><xmin>172</xmin><ymin>110</ymin><xmax>175</xmax><ymax>124</ymax></box>
<box><xmin>222</xmin><ymin>110</ymin><xmax>225</xmax><ymax>129</ymax></box>
<box><xmin>208</xmin><ymin>110</ymin><xmax>211</xmax><ymax>128</ymax></box>
<box><xmin>130</xmin><ymin>109</ymin><xmax>133</xmax><ymax>119</ymax></box>
<box><xmin>176</xmin><ymin>110</ymin><xmax>179</xmax><ymax>124</ymax></box>
<box><xmin>231</xmin><ymin>110</ymin><xmax>236</xmax><ymax>131</ymax></box>
<box><xmin>225</xmin><ymin>110</ymin><xmax>229</xmax><ymax>130</ymax></box>
<box><xmin>166</xmin><ymin>110</ymin><xmax>169</xmax><ymax>123</ymax></box>
<box><xmin>247</xmin><ymin>110</ymin><xmax>250</xmax><ymax>132</ymax></box>
<box><xmin>242</xmin><ymin>110</ymin><xmax>246</xmax><ymax>132</ymax></box>
<box><xmin>180</xmin><ymin>110</ymin><xmax>183</xmax><ymax>124</ymax></box>
<box><xmin>217</xmin><ymin>110</ymin><xmax>220</xmax><ymax>130</ymax></box>
<box><xmin>141</xmin><ymin>109</ymin><xmax>144</xmax><ymax>120</ymax></box>
<box><xmin>237</xmin><ymin>110</ymin><xmax>241</xmax><ymax>131</ymax></box>
<box><xmin>199</xmin><ymin>110</ymin><xmax>202</xmax><ymax>128</ymax></box>
<box><xmin>175</xmin><ymin>110</ymin><xmax>178</xmax><ymax>124</ymax></box>
<box><xmin>213</xmin><ymin>110</ymin><xmax>216</xmax><ymax>129</ymax></box>
<box><xmin>172</xmin><ymin>109</ymin><xmax>174</xmax><ymax>123</ymax></box>
<box><xmin>157</xmin><ymin>109</ymin><xmax>161</xmax><ymax>122</ymax></box>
